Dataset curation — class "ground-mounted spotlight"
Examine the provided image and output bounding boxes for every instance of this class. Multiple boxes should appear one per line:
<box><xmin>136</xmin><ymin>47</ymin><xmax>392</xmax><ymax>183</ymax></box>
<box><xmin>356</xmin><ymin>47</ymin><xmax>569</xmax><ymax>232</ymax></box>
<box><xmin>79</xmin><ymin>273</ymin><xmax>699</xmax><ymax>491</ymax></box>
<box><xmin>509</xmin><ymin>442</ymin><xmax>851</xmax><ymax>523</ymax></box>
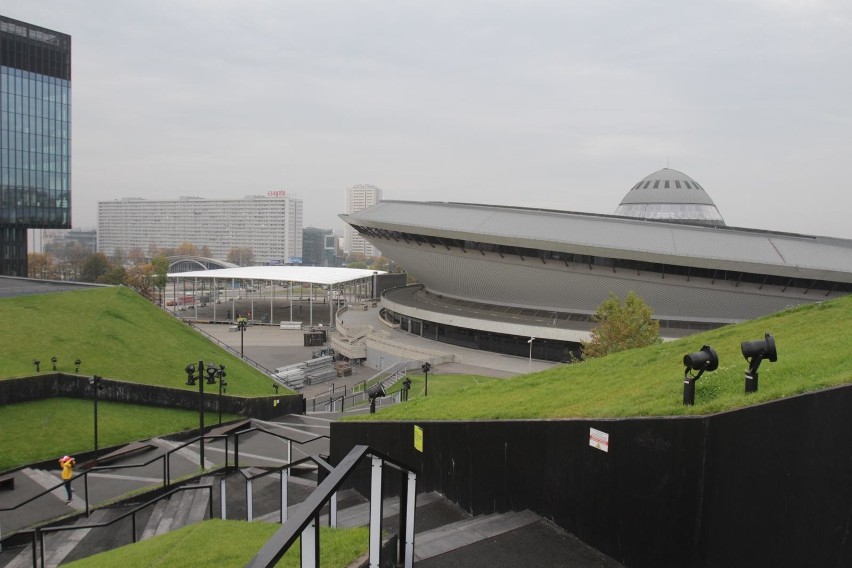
<box><xmin>185</xmin><ymin>363</ymin><xmax>197</xmax><ymax>386</ymax></box>
<box><xmin>741</xmin><ymin>333</ymin><xmax>777</xmax><ymax>393</ymax></box>
<box><xmin>51</xmin><ymin>356</ymin><xmax>57</xmax><ymax>371</ymax></box>
<box><xmin>682</xmin><ymin>345</ymin><xmax>719</xmax><ymax>406</ymax></box>
<box><xmin>205</xmin><ymin>364</ymin><xmax>218</xmax><ymax>385</ymax></box>
<box><xmin>367</xmin><ymin>383</ymin><xmax>386</xmax><ymax>414</ymax></box>
<box><xmin>75</xmin><ymin>359</ymin><xmax>81</xmax><ymax>373</ymax></box>
<box><xmin>273</xmin><ymin>383</ymin><xmax>280</xmax><ymax>394</ymax></box>
<box><xmin>33</xmin><ymin>359</ymin><xmax>41</xmax><ymax>372</ymax></box>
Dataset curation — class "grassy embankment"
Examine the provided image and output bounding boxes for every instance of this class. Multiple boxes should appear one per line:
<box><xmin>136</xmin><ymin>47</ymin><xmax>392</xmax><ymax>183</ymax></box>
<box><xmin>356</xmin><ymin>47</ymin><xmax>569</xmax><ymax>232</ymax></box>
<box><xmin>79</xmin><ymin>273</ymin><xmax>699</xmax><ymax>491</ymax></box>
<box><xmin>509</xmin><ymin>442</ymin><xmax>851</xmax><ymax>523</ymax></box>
<box><xmin>364</xmin><ymin>295</ymin><xmax>852</xmax><ymax>420</ymax></box>
<box><xmin>64</xmin><ymin>521</ymin><xmax>368</xmax><ymax>568</ymax></box>
<box><xmin>1</xmin><ymin>285</ymin><xmax>284</xmax><ymax>395</ymax></box>
<box><xmin>0</xmin><ymin>286</ymin><xmax>289</xmax><ymax>469</ymax></box>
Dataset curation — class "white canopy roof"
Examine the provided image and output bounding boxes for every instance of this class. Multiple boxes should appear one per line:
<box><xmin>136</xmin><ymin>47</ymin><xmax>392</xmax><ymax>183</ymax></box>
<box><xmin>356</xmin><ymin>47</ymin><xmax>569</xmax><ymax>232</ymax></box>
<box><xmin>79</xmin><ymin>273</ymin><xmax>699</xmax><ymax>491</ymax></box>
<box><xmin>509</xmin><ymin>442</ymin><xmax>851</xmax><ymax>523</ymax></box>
<box><xmin>168</xmin><ymin>266</ymin><xmax>384</xmax><ymax>286</ymax></box>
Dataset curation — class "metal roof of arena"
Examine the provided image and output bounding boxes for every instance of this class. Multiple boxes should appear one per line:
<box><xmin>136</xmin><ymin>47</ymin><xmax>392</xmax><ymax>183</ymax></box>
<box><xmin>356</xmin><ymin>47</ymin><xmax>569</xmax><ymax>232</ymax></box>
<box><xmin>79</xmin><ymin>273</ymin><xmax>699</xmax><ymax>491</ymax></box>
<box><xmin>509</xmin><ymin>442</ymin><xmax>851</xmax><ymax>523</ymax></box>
<box><xmin>342</xmin><ymin>200</ymin><xmax>852</xmax><ymax>282</ymax></box>
<box><xmin>168</xmin><ymin>266</ymin><xmax>384</xmax><ymax>286</ymax></box>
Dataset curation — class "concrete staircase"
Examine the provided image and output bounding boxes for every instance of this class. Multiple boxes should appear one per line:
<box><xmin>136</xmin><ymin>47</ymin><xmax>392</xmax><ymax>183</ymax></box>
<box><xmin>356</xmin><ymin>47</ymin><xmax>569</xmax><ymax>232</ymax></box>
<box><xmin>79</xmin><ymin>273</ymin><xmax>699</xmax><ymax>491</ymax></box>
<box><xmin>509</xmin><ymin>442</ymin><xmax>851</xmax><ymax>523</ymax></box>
<box><xmin>0</xmin><ymin>477</ymin><xmax>214</xmax><ymax>568</ymax></box>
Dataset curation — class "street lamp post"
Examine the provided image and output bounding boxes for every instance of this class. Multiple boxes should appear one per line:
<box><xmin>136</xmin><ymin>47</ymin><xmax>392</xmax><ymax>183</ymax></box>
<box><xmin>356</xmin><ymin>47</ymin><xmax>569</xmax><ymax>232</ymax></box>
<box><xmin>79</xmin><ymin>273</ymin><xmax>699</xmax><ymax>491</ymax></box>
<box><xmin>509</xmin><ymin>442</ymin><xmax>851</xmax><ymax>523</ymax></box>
<box><xmin>528</xmin><ymin>337</ymin><xmax>536</xmax><ymax>373</ymax></box>
<box><xmin>89</xmin><ymin>375</ymin><xmax>103</xmax><ymax>454</ymax></box>
<box><xmin>210</xmin><ymin>364</ymin><xmax>227</xmax><ymax>425</ymax></box>
<box><xmin>185</xmin><ymin>361</ymin><xmax>206</xmax><ymax>469</ymax></box>
<box><xmin>237</xmin><ymin>318</ymin><xmax>248</xmax><ymax>358</ymax></box>
<box><xmin>421</xmin><ymin>362</ymin><xmax>431</xmax><ymax>396</ymax></box>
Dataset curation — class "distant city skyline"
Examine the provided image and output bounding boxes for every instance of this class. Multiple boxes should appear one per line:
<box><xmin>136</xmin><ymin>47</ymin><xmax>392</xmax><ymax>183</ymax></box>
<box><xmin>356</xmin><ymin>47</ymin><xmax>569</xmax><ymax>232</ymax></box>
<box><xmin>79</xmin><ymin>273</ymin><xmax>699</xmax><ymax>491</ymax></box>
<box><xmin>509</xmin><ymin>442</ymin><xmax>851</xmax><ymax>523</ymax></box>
<box><xmin>5</xmin><ymin>2</ymin><xmax>852</xmax><ymax>241</ymax></box>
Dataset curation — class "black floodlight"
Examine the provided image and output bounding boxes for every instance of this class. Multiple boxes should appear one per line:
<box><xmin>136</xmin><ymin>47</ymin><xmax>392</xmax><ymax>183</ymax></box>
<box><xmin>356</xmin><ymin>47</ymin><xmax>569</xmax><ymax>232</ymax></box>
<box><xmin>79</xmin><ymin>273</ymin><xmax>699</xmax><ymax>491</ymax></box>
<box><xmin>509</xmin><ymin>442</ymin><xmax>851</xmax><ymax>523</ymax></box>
<box><xmin>367</xmin><ymin>383</ymin><xmax>386</xmax><ymax>399</ymax></box>
<box><xmin>75</xmin><ymin>359</ymin><xmax>81</xmax><ymax>373</ymax></box>
<box><xmin>682</xmin><ymin>345</ymin><xmax>718</xmax><ymax>406</ymax></box>
<box><xmin>367</xmin><ymin>383</ymin><xmax>386</xmax><ymax>414</ymax></box>
<box><xmin>185</xmin><ymin>363</ymin><xmax>197</xmax><ymax>385</ymax></box>
<box><xmin>89</xmin><ymin>374</ymin><xmax>103</xmax><ymax>389</ymax></box>
<box><xmin>741</xmin><ymin>333</ymin><xmax>777</xmax><ymax>393</ymax></box>
<box><xmin>273</xmin><ymin>383</ymin><xmax>280</xmax><ymax>394</ymax></box>
<box><xmin>205</xmin><ymin>364</ymin><xmax>218</xmax><ymax>384</ymax></box>
<box><xmin>51</xmin><ymin>356</ymin><xmax>57</xmax><ymax>371</ymax></box>
<box><xmin>33</xmin><ymin>359</ymin><xmax>40</xmax><ymax>372</ymax></box>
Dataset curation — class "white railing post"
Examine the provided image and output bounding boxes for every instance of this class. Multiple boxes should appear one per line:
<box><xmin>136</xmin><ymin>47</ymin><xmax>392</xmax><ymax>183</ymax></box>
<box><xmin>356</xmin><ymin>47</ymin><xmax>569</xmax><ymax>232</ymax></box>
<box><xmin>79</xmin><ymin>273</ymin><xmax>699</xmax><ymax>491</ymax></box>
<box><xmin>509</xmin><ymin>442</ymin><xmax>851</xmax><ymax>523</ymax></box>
<box><xmin>301</xmin><ymin>517</ymin><xmax>318</xmax><ymax>568</ymax></box>
<box><xmin>404</xmin><ymin>471</ymin><xmax>417</xmax><ymax>568</ymax></box>
<box><xmin>281</xmin><ymin>469</ymin><xmax>289</xmax><ymax>523</ymax></box>
<box><xmin>247</xmin><ymin>479</ymin><xmax>254</xmax><ymax>521</ymax></box>
<box><xmin>369</xmin><ymin>456</ymin><xmax>384</xmax><ymax>567</ymax></box>
<box><xmin>220</xmin><ymin>477</ymin><xmax>227</xmax><ymax>519</ymax></box>
<box><xmin>330</xmin><ymin>491</ymin><xmax>338</xmax><ymax>528</ymax></box>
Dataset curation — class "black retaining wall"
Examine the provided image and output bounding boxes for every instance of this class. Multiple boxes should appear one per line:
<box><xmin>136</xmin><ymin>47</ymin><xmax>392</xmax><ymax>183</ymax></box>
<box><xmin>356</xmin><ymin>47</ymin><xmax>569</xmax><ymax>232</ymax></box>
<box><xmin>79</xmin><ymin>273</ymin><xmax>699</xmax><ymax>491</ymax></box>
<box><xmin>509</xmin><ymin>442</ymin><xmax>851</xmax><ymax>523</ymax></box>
<box><xmin>330</xmin><ymin>384</ymin><xmax>852</xmax><ymax>568</ymax></box>
<box><xmin>0</xmin><ymin>374</ymin><xmax>303</xmax><ymax>420</ymax></box>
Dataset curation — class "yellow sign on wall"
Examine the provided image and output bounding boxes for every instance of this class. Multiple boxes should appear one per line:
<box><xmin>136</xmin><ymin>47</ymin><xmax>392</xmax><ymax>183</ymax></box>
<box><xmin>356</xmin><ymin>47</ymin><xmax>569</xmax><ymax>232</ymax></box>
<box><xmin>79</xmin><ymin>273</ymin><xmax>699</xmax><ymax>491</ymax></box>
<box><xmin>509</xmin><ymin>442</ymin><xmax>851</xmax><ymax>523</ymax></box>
<box><xmin>414</xmin><ymin>425</ymin><xmax>424</xmax><ymax>452</ymax></box>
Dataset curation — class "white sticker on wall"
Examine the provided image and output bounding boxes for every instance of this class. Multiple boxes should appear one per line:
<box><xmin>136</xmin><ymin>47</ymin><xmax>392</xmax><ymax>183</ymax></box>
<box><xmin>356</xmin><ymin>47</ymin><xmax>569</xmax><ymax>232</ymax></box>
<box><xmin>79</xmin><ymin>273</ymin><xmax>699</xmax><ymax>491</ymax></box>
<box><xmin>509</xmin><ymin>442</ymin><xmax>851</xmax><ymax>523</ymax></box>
<box><xmin>589</xmin><ymin>428</ymin><xmax>609</xmax><ymax>453</ymax></box>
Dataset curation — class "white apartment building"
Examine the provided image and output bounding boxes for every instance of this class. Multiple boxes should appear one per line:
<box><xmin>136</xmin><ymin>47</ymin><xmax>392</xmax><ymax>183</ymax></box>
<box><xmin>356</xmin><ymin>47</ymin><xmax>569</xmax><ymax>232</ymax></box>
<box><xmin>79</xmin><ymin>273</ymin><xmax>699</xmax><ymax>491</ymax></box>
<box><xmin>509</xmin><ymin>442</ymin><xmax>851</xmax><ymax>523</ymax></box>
<box><xmin>344</xmin><ymin>184</ymin><xmax>382</xmax><ymax>257</ymax></box>
<box><xmin>98</xmin><ymin>193</ymin><xmax>303</xmax><ymax>264</ymax></box>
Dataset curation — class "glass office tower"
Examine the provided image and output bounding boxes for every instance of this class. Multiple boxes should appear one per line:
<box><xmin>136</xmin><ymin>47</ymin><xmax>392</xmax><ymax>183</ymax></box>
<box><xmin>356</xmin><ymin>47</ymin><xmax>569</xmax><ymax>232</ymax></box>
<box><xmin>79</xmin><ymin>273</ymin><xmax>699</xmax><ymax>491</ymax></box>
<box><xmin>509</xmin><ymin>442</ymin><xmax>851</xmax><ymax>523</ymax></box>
<box><xmin>0</xmin><ymin>16</ymin><xmax>71</xmax><ymax>276</ymax></box>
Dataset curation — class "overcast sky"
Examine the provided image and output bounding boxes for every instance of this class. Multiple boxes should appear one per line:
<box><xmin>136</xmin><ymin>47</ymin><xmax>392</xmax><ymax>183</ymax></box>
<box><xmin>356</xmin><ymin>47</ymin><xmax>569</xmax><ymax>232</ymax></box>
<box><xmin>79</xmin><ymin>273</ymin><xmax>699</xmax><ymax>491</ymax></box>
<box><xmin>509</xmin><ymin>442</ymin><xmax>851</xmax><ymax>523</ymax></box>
<box><xmin>8</xmin><ymin>1</ymin><xmax>852</xmax><ymax>239</ymax></box>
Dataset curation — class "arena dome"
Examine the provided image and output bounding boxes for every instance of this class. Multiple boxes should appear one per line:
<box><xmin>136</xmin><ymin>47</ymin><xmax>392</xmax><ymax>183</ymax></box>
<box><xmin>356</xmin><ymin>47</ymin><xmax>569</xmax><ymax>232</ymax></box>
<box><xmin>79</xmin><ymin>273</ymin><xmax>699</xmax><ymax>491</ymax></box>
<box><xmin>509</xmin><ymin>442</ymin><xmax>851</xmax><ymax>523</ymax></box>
<box><xmin>615</xmin><ymin>168</ymin><xmax>726</xmax><ymax>227</ymax></box>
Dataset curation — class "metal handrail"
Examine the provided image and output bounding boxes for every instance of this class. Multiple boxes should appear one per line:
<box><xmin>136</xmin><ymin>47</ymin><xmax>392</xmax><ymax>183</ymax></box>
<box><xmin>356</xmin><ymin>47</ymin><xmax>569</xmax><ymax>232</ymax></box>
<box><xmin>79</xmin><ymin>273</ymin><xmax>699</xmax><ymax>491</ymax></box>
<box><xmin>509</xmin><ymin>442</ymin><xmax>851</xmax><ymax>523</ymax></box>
<box><xmin>23</xmin><ymin>483</ymin><xmax>214</xmax><ymax>568</ymax></box>
<box><xmin>233</xmin><ymin>426</ymin><xmax>329</xmax><ymax>470</ymax></box>
<box><xmin>247</xmin><ymin>445</ymin><xmax>418</xmax><ymax>568</ymax></box>
<box><xmin>237</xmin><ymin>455</ymin><xmax>336</xmax><ymax>524</ymax></box>
<box><xmin>0</xmin><ymin>434</ymin><xmax>228</xmax><ymax>530</ymax></box>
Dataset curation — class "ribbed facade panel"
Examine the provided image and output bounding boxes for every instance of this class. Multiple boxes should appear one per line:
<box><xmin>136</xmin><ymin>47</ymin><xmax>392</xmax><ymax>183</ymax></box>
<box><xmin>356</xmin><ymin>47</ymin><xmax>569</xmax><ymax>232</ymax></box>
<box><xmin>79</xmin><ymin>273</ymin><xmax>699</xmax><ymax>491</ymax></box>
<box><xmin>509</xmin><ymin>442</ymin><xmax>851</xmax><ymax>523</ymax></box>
<box><xmin>378</xmin><ymin>239</ymin><xmax>823</xmax><ymax>322</ymax></box>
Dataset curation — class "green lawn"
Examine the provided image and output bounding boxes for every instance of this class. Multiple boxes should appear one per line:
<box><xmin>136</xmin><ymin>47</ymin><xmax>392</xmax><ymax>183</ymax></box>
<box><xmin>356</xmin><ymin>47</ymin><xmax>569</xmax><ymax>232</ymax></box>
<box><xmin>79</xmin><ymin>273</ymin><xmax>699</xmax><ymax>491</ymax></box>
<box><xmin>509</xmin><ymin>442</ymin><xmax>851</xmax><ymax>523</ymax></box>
<box><xmin>65</xmin><ymin>519</ymin><xmax>369</xmax><ymax>568</ymax></box>
<box><xmin>0</xmin><ymin>286</ymin><xmax>287</xmax><ymax>396</ymax></box>
<box><xmin>357</xmin><ymin>295</ymin><xmax>852</xmax><ymax>420</ymax></box>
<box><xmin>0</xmin><ymin>398</ymin><xmax>240</xmax><ymax>471</ymax></box>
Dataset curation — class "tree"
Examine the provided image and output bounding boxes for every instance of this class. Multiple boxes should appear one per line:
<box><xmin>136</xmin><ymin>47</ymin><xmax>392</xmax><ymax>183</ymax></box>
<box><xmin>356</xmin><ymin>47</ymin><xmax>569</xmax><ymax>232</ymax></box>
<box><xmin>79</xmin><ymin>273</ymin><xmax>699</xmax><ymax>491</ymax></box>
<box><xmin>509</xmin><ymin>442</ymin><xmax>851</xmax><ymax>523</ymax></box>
<box><xmin>126</xmin><ymin>263</ymin><xmax>154</xmax><ymax>298</ymax></box>
<box><xmin>151</xmin><ymin>255</ymin><xmax>169</xmax><ymax>306</ymax></box>
<box><xmin>28</xmin><ymin>252</ymin><xmax>58</xmax><ymax>279</ymax></box>
<box><xmin>199</xmin><ymin>245</ymin><xmax>212</xmax><ymax>258</ymax></box>
<box><xmin>111</xmin><ymin>247</ymin><xmax>127</xmax><ymax>267</ymax></box>
<box><xmin>227</xmin><ymin>247</ymin><xmax>255</xmax><ymax>266</ymax></box>
<box><xmin>80</xmin><ymin>253</ymin><xmax>112</xmax><ymax>283</ymax></box>
<box><xmin>347</xmin><ymin>261</ymin><xmax>369</xmax><ymax>269</ymax></box>
<box><xmin>127</xmin><ymin>247</ymin><xmax>146</xmax><ymax>265</ymax></box>
<box><xmin>97</xmin><ymin>266</ymin><xmax>127</xmax><ymax>285</ymax></box>
<box><xmin>369</xmin><ymin>256</ymin><xmax>389</xmax><ymax>271</ymax></box>
<box><xmin>174</xmin><ymin>242</ymin><xmax>198</xmax><ymax>256</ymax></box>
<box><xmin>582</xmin><ymin>291</ymin><xmax>661</xmax><ymax>358</ymax></box>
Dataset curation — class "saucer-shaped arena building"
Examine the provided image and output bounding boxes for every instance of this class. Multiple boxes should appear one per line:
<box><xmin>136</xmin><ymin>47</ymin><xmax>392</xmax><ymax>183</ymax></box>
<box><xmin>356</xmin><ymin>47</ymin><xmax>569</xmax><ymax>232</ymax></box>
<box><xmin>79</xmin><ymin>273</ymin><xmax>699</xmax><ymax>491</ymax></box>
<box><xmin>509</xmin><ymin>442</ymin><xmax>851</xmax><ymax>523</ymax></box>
<box><xmin>340</xmin><ymin>169</ymin><xmax>852</xmax><ymax>361</ymax></box>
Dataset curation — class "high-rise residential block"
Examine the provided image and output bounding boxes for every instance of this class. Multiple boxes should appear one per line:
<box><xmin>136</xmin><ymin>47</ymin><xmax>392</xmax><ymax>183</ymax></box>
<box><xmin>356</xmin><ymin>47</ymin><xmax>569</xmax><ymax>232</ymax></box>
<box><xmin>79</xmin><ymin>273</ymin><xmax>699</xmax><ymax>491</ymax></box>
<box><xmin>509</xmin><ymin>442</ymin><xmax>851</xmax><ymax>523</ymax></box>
<box><xmin>344</xmin><ymin>184</ymin><xmax>382</xmax><ymax>258</ymax></box>
<box><xmin>98</xmin><ymin>193</ymin><xmax>303</xmax><ymax>265</ymax></box>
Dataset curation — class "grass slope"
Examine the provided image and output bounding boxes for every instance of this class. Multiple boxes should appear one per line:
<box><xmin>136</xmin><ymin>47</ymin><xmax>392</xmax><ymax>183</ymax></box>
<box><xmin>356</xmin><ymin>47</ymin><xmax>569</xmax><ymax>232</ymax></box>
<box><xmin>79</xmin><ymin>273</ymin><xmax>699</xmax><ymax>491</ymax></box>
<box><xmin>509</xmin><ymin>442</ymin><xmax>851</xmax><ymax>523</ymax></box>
<box><xmin>0</xmin><ymin>398</ymin><xmax>239</xmax><ymax>471</ymax></box>
<box><xmin>359</xmin><ymin>295</ymin><xmax>852</xmax><ymax>420</ymax></box>
<box><xmin>65</xmin><ymin>520</ymin><xmax>369</xmax><ymax>568</ymax></box>
<box><xmin>0</xmin><ymin>286</ymin><xmax>286</xmax><ymax>396</ymax></box>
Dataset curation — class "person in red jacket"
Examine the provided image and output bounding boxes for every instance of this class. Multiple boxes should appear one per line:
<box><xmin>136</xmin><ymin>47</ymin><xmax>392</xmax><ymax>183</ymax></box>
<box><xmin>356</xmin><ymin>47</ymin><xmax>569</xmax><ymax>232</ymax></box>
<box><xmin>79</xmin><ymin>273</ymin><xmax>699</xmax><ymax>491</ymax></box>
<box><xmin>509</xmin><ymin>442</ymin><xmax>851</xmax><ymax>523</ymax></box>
<box><xmin>59</xmin><ymin>455</ymin><xmax>75</xmax><ymax>504</ymax></box>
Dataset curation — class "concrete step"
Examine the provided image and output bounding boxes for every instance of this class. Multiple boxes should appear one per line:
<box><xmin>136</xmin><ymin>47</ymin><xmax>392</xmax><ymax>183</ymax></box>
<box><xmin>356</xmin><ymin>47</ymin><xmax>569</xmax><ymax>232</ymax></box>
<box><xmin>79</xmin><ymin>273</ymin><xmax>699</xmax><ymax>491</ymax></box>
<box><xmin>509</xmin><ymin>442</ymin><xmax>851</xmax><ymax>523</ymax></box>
<box><xmin>139</xmin><ymin>498</ymin><xmax>170</xmax><ymax>541</ymax></box>
<box><xmin>168</xmin><ymin>487</ymin><xmax>197</xmax><ymax>530</ymax></box>
<box><xmin>413</xmin><ymin>509</ymin><xmax>541</xmax><ymax>562</ymax></box>
<box><xmin>185</xmin><ymin>477</ymin><xmax>214</xmax><ymax>525</ymax></box>
<box><xmin>4</xmin><ymin>509</ymin><xmax>112</xmax><ymax>568</ymax></box>
<box><xmin>152</xmin><ymin>489</ymin><xmax>185</xmax><ymax>536</ymax></box>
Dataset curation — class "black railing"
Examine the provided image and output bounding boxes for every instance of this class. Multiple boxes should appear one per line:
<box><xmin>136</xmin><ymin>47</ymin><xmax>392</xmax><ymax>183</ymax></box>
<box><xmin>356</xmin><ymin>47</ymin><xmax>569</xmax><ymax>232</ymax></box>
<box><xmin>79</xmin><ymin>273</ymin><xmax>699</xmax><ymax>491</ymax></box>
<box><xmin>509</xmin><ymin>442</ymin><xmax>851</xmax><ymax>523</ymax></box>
<box><xmin>0</xmin><ymin>433</ymin><xmax>228</xmax><ymax>541</ymax></box>
<box><xmin>22</xmin><ymin>482</ymin><xmax>214</xmax><ymax>568</ymax></box>
<box><xmin>236</xmin><ymin>455</ymin><xmax>336</xmax><ymax>524</ymax></box>
<box><xmin>247</xmin><ymin>445</ymin><xmax>418</xmax><ymax>568</ymax></box>
<box><xmin>233</xmin><ymin>426</ymin><xmax>329</xmax><ymax>470</ymax></box>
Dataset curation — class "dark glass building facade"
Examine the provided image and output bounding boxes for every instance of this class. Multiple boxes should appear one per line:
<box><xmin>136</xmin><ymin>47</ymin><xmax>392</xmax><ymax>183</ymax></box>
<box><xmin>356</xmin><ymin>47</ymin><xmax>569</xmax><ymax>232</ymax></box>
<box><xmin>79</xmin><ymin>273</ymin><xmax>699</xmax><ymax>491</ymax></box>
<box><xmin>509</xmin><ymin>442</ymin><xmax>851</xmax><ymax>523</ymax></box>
<box><xmin>302</xmin><ymin>227</ymin><xmax>338</xmax><ymax>267</ymax></box>
<box><xmin>0</xmin><ymin>16</ymin><xmax>71</xmax><ymax>276</ymax></box>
